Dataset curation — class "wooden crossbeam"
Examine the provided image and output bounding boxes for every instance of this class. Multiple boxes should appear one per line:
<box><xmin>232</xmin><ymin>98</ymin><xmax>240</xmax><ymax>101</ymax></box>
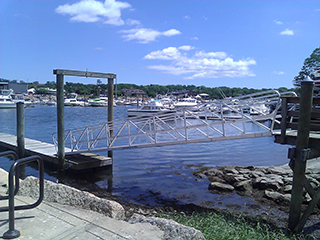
<box><xmin>53</xmin><ymin>69</ymin><xmax>116</xmax><ymax>79</ymax></box>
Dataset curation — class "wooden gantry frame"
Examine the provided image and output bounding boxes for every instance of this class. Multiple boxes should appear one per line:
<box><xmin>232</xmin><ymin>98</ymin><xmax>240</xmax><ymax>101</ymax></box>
<box><xmin>53</xmin><ymin>69</ymin><xmax>116</xmax><ymax>170</ymax></box>
<box><xmin>275</xmin><ymin>81</ymin><xmax>320</xmax><ymax>232</ymax></box>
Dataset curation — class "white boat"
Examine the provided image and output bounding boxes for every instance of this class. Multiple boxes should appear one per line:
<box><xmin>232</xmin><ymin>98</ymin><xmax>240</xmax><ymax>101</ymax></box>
<box><xmin>0</xmin><ymin>89</ymin><xmax>16</xmax><ymax>109</ymax></box>
<box><xmin>64</xmin><ymin>93</ymin><xmax>86</xmax><ymax>107</ymax></box>
<box><xmin>88</xmin><ymin>98</ymin><xmax>108</xmax><ymax>107</ymax></box>
<box><xmin>174</xmin><ymin>97</ymin><xmax>199</xmax><ymax>111</ymax></box>
<box><xmin>127</xmin><ymin>100</ymin><xmax>176</xmax><ymax>117</ymax></box>
<box><xmin>47</xmin><ymin>100</ymin><xmax>57</xmax><ymax>106</ymax></box>
<box><xmin>249</xmin><ymin>103</ymin><xmax>270</xmax><ymax>115</ymax></box>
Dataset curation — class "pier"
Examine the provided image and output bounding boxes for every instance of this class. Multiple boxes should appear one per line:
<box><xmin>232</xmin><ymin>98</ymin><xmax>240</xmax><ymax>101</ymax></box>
<box><xmin>0</xmin><ymin>132</ymin><xmax>112</xmax><ymax>171</ymax></box>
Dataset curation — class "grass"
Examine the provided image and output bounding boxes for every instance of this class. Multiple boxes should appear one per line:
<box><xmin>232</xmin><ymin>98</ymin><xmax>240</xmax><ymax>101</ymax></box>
<box><xmin>157</xmin><ymin>211</ymin><xmax>311</xmax><ymax>240</ymax></box>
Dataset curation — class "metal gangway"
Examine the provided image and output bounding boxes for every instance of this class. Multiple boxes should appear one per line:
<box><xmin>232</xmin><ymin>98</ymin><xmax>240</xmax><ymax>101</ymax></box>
<box><xmin>53</xmin><ymin>90</ymin><xmax>297</xmax><ymax>155</ymax></box>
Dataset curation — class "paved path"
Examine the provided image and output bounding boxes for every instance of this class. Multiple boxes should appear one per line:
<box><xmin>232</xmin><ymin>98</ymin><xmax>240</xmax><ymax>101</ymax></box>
<box><xmin>0</xmin><ymin>168</ymin><xmax>164</xmax><ymax>240</ymax></box>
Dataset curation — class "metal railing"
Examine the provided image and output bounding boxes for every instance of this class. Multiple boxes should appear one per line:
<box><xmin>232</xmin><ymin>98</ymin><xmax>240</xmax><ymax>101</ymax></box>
<box><xmin>0</xmin><ymin>155</ymin><xmax>44</xmax><ymax>239</ymax></box>
<box><xmin>52</xmin><ymin>90</ymin><xmax>297</xmax><ymax>154</ymax></box>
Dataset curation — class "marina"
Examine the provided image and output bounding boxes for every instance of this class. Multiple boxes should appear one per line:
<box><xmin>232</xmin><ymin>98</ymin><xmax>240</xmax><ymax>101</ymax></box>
<box><xmin>1</xmin><ymin>79</ymin><xmax>320</xmax><ymax>234</ymax></box>
<box><xmin>0</xmin><ymin>103</ymin><xmax>290</xmax><ymax>207</ymax></box>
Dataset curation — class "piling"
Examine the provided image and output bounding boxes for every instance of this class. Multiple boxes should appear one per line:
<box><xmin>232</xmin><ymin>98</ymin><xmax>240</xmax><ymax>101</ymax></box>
<box><xmin>108</xmin><ymin>78</ymin><xmax>113</xmax><ymax>159</ymax></box>
<box><xmin>288</xmin><ymin>79</ymin><xmax>314</xmax><ymax>231</ymax></box>
<box><xmin>16</xmin><ymin>102</ymin><xmax>25</xmax><ymax>158</ymax></box>
<box><xmin>56</xmin><ymin>74</ymin><xmax>65</xmax><ymax>171</ymax></box>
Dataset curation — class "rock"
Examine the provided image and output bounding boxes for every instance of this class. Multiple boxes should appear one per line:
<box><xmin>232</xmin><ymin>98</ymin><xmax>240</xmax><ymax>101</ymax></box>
<box><xmin>233</xmin><ymin>180</ymin><xmax>252</xmax><ymax>191</ymax></box>
<box><xmin>249</xmin><ymin>171</ymin><xmax>265</xmax><ymax>178</ymax></box>
<box><xmin>253</xmin><ymin>177</ymin><xmax>281</xmax><ymax>191</ymax></box>
<box><xmin>282</xmin><ymin>177</ymin><xmax>292</xmax><ymax>185</ymax></box>
<box><xmin>224</xmin><ymin>174</ymin><xmax>237</xmax><ymax>185</ymax></box>
<box><xmin>208</xmin><ymin>176</ymin><xmax>226</xmax><ymax>183</ymax></box>
<box><xmin>234</xmin><ymin>175</ymin><xmax>248</xmax><ymax>182</ymax></box>
<box><xmin>238</xmin><ymin>169</ymin><xmax>251</xmax><ymax>175</ymax></box>
<box><xmin>283</xmin><ymin>185</ymin><xmax>292</xmax><ymax>193</ymax></box>
<box><xmin>193</xmin><ymin>172</ymin><xmax>207</xmax><ymax>179</ymax></box>
<box><xmin>306</xmin><ymin>176</ymin><xmax>320</xmax><ymax>189</ymax></box>
<box><xmin>267</xmin><ymin>166</ymin><xmax>292</xmax><ymax>176</ymax></box>
<box><xmin>129</xmin><ymin>213</ymin><xmax>206</xmax><ymax>240</ymax></box>
<box><xmin>204</xmin><ymin>168</ymin><xmax>223</xmax><ymax>177</ymax></box>
<box><xmin>264</xmin><ymin>190</ymin><xmax>291</xmax><ymax>203</ymax></box>
<box><xmin>222</xmin><ymin>166</ymin><xmax>239</xmax><ymax>175</ymax></box>
<box><xmin>208</xmin><ymin>182</ymin><xmax>235</xmax><ymax>192</ymax></box>
<box><xmin>18</xmin><ymin>176</ymin><xmax>125</xmax><ymax>220</ymax></box>
<box><xmin>304</xmin><ymin>192</ymin><xmax>312</xmax><ymax>203</ymax></box>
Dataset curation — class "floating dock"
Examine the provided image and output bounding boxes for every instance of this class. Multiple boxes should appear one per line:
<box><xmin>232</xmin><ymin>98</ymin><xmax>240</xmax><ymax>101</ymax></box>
<box><xmin>0</xmin><ymin>132</ymin><xmax>112</xmax><ymax>172</ymax></box>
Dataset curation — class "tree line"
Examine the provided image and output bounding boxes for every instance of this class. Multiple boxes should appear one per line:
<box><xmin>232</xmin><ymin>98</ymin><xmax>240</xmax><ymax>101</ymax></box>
<box><xmin>27</xmin><ymin>81</ymin><xmax>296</xmax><ymax>99</ymax></box>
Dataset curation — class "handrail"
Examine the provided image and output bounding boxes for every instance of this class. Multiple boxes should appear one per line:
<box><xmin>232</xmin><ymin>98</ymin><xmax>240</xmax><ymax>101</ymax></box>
<box><xmin>0</xmin><ymin>151</ymin><xmax>19</xmax><ymax>200</ymax></box>
<box><xmin>0</xmin><ymin>155</ymin><xmax>44</xmax><ymax>239</ymax></box>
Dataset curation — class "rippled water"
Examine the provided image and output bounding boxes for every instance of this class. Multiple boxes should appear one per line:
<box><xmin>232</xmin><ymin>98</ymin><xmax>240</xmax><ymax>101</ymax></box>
<box><xmin>0</xmin><ymin>105</ymin><xmax>289</xmax><ymax>207</ymax></box>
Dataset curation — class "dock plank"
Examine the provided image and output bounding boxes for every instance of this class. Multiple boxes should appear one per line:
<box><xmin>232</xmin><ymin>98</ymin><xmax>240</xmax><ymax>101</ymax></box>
<box><xmin>273</xmin><ymin>130</ymin><xmax>320</xmax><ymax>149</ymax></box>
<box><xmin>0</xmin><ymin>132</ymin><xmax>112</xmax><ymax>171</ymax></box>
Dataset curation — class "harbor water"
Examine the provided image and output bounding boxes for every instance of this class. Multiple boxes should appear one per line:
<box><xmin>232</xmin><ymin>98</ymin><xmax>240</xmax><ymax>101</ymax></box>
<box><xmin>0</xmin><ymin>105</ymin><xmax>290</xmax><ymax>208</ymax></box>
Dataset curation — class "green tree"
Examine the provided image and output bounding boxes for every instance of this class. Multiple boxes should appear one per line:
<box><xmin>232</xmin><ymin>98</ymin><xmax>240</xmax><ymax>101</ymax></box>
<box><xmin>293</xmin><ymin>47</ymin><xmax>320</xmax><ymax>87</ymax></box>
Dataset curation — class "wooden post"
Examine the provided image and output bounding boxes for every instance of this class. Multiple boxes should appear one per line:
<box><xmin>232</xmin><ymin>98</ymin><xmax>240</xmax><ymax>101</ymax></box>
<box><xmin>56</xmin><ymin>74</ymin><xmax>65</xmax><ymax>171</ymax></box>
<box><xmin>288</xmin><ymin>79</ymin><xmax>314</xmax><ymax>231</ymax></box>
<box><xmin>280</xmin><ymin>97</ymin><xmax>288</xmax><ymax>144</ymax></box>
<box><xmin>16</xmin><ymin>102</ymin><xmax>25</xmax><ymax>158</ymax></box>
<box><xmin>107</xmin><ymin>78</ymin><xmax>114</xmax><ymax>159</ymax></box>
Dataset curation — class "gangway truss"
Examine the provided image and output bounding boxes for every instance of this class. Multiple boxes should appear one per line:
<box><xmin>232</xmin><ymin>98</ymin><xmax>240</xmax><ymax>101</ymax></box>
<box><xmin>52</xmin><ymin>90</ymin><xmax>297</xmax><ymax>155</ymax></box>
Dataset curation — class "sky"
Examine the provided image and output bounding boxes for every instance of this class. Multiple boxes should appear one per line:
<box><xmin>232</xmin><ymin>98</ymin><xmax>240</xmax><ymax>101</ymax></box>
<box><xmin>0</xmin><ymin>0</ymin><xmax>319</xmax><ymax>89</ymax></box>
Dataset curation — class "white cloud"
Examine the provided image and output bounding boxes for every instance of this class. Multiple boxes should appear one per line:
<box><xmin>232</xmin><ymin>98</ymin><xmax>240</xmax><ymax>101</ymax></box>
<box><xmin>191</xmin><ymin>37</ymin><xmax>199</xmax><ymax>40</ymax></box>
<box><xmin>280</xmin><ymin>28</ymin><xmax>294</xmax><ymax>36</ymax></box>
<box><xmin>144</xmin><ymin>47</ymin><xmax>182</xmax><ymax>60</ymax></box>
<box><xmin>194</xmin><ymin>51</ymin><xmax>227</xmax><ymax>59</ymax></box>
<box><xmin>126</xmin><ymin>19</ymin><xmax>141</xmax><ymax>26</ymax></box>
<box><xmin>163</xmin><ymin>29</ymin><xmax>181</xmax><ymax>36</ymax></box>
<box><xmin>55</xmin><ymin>0</ymin><xmax>131</xmax><ymax>26</ymax></box>
<box><xmin>273</xmin><ymin>71</ymin><xmax>285</xmax><ymax>75</ymax></box>
<box><xmin>274</xmin><ymin>20</ymin><xmax>283</xmax><ymax>25</ymax></box>
<box><xmin>120</xmin><ymin>28</ymin><xmax>181</xmax><ymax>43</ymax></box>
<box><xmin>144</xmin><ymin>47</ymin><xmax>256</xmax><ymax>79</ymax></box>
<box><xmin>184</xmin><ymin>15</ymin><xmax>191</xmax><ymax>20</ymax></box>
<box><xmin>178</xmin><ymin>45</ymin><xmax>194</xmax><ymax>51</ymax></box>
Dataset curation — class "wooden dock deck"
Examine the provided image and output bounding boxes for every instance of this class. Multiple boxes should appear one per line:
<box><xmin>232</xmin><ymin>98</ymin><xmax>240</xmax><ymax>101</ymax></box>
<box><xmin>0</xmin><ymin>132</ymin><xmax>112</xmax><ymax>172</ymax></box>
<box><xmin>273</xmin><ymin>130</ymin><xmax>320</xmax><ymax>149</ymax></box>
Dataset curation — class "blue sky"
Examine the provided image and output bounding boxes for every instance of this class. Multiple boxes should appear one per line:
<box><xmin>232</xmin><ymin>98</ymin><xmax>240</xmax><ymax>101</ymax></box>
<box><xmin>1</xmin><ymin>0</ymin><xmax>319</xmax><ymax>89</ymax></box>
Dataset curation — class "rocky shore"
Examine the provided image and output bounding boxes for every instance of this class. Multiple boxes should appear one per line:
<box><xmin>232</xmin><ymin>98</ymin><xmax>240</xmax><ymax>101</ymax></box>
<box><xmin>192</xmin><ymin>158</ymin><xmax>320</xmax><ymax>233</ymax></box>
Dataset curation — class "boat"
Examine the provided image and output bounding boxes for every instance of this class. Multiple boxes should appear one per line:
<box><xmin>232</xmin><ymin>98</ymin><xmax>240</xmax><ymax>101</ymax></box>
<box><xmin>127</xmin><ymin>100</ymin><xmax>176</xmax><ymax>117</ymax></box>
<box><xmin>249</xmin><ymin>103</ymin><xmax>270</xmax><ymax>115</ymax></box>
<box><xmin>64</xmin><ymin>93</ymin><xmax>86</xmax><ymax>107</ymax></box>
<box><xmin>88</xmin><ymin>98</ymin><xmax>108</xmax><ymax>107</ymax></box>
<box><xmin>173</xmin><ymin>97</ymin><xmax>199</xmax><ymax>111</ymax></box>
<box><xmin>47</xmin><ymin>100</ymin><xmax>57</xmax><ymax>106</ymax></box>
<box><xmin>0</xmin><ymin>89</ymin><xmax>16</xmax><ymax>109</ymax></box>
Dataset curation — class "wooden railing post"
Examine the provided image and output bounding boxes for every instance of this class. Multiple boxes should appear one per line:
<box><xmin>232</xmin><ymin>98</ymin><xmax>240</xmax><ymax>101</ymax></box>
<box><xmin>288</xmin><ymin>79</ymin><xmax>314</xmax><ymax>232</ymax></box>
<box><xmin>107</xmin><ymin>77</ymin><xmax>114</xmax><ymax>159</ymax></box>
<box><xmin>280</xmin><ymin>97</ymin><xmax>288</xmax><ymax>144</ymax></box>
